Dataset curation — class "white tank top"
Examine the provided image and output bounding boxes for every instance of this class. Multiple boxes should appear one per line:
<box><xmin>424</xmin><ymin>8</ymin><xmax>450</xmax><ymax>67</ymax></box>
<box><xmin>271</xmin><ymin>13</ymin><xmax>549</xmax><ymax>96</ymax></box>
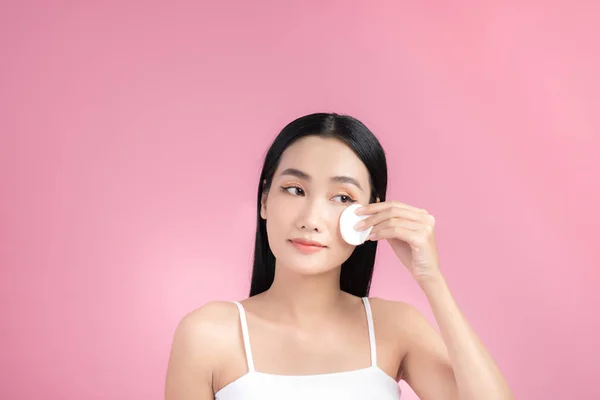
<box><xmin>214</xmin><ymin>297</ymin><xmax>402</xmax><ymax>399</ymax></box>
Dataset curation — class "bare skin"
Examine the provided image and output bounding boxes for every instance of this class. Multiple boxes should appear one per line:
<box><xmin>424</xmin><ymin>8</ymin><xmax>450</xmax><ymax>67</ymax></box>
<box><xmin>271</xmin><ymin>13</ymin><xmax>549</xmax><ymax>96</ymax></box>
<box><xmin>165</xmin><ymin>136</ymin><xmax>511</xmax><ymax>399</ymax></box>
<box><xmin>165</xmin><ymin>294</ymin><xmax>454</xmax><ymax>398</ymax></box>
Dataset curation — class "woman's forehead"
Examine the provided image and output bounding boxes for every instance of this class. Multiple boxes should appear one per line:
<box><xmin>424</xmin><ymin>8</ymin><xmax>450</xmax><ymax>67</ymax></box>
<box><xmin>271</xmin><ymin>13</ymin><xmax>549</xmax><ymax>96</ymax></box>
<box><xmin>276</xmin><ymin>136</ymin><xmax>370</xmax><ymax>184</ymax></box>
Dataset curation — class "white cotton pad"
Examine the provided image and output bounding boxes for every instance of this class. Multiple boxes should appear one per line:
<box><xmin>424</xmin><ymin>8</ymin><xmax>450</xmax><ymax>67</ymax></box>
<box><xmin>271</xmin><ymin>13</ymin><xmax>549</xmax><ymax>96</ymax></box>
<box><xmin>340</xmin><ymin>204</ymin><xmax>373</xmax><ymax>246</ymax></box>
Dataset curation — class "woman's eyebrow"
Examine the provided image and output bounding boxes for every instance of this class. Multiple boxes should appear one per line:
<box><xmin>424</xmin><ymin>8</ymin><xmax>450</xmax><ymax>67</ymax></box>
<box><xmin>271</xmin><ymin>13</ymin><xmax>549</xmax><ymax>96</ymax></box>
<box><xmin>279</xmin><ymin>168</ymin><xmax>364</xmax><ymax>192</ymax></box>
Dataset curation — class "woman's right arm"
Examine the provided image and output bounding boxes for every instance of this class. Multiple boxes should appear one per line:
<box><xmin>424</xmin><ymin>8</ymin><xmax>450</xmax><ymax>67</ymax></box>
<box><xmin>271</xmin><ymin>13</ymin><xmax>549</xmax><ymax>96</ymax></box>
<box><xmin>165</xmin><ymin>305</ymin><xmax>220</xmax><ymax>400</ymax></box>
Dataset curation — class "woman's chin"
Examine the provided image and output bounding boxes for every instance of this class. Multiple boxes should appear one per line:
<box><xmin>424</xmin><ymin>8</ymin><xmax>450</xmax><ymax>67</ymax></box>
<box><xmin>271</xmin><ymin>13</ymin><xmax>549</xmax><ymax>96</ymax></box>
<box><xmin>278</xmin><ymin>260</ymin><xmax>339</xmax><ymax>276</ymax></box>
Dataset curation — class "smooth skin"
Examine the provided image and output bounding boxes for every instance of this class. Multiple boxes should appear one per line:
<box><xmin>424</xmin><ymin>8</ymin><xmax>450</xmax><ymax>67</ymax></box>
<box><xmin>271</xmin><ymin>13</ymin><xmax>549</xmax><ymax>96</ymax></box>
<box><xmin>165</xmin><ymin>136</ymin><xmax>513</xmax><ymax>400</ymax></box>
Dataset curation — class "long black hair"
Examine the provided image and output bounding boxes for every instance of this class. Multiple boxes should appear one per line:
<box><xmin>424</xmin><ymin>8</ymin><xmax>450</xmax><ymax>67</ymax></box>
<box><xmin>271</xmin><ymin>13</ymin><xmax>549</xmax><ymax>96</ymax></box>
<box><xmin>249</xmin><ymin>113</ymin><xmax>388</xmax><ymax>298</ymax></box>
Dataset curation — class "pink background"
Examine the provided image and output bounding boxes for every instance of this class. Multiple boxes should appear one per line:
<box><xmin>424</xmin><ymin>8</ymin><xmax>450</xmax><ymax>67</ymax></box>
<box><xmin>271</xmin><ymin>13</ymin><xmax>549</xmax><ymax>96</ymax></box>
<box><xmin>1</xmin><ymin>1</ymin><xmax>599</xmax><ymax>399</ymax></box>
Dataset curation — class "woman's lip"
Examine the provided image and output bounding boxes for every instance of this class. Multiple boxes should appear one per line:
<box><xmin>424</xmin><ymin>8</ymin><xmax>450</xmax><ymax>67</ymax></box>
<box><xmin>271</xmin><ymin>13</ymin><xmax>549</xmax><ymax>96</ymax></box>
<box><xmin>289</xmin><ymin>240</ymin><xmax>327</xmax><ymax>253</ymax></box>
<box><xmin>290</xmin><ymin>239</ymin><xmax>325</xmax><ymax>247</ymax></box>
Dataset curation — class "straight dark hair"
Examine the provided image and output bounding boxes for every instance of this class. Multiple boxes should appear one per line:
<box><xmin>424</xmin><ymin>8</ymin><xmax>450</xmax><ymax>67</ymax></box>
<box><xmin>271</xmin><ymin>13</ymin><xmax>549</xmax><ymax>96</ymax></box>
<box><xmin>249</xmin><ymin>113</ymin><xmax>388</xmax><ymax>298</ymax></box>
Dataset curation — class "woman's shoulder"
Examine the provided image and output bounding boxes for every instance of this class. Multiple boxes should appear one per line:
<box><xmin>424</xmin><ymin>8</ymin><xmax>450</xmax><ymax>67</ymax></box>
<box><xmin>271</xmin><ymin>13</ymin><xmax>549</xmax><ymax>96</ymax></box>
<box><xmin>175</xmin><ymin>300</ymin><xmax>240</xmax><ymax>338</ymax></box>
<box><xmin>367</xmin><ymin>295</ymin><xmax>416</xmax><ymax>314</ymax></box>
<box><xmin>171</xmin><ymin>301</ymin><xmax>242</xmax><ymax>359</ymax></box>
<box><xmin>368</xmin><ymin>296</ymin><xmax>432</xmax><ymax>335</ymax></box>
<box><xmin>166</xmin><ymin>301</ymin><xmax>243</xmax><ymax>396</ymax></box>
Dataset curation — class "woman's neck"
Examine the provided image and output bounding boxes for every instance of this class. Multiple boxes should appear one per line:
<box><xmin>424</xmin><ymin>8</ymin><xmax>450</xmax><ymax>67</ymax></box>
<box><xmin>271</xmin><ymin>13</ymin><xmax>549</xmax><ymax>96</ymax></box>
<box><xmin>260</xmin><ymin>264</ymin><xmax>350</xmax><ymax>327</ymax></box>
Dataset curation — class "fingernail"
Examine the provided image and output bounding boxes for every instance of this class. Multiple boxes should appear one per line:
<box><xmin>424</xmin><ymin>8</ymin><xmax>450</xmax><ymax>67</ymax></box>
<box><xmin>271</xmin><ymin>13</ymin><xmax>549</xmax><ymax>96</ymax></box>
<box><xmin>354</xmin><ymin>221</ymin><xmax>365</xmax><ymax>230</ymax></box>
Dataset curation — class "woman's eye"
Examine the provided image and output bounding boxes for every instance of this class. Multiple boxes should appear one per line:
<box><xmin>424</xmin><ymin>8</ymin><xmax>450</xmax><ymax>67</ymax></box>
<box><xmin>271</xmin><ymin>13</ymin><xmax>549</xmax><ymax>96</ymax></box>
<box><xmin>283</xmin><ymin>186</ymin><xmax>304</xmax><ymax>196</ymax></box>
<box><xmin>333</xmin><ymin>194</ymin><xmax>356</xmax><ymax>204</ymax></box>
<box><xmin>282</xmin><ymin>186</ymin><xmax>355</xmax><ymax>204</ymax></box>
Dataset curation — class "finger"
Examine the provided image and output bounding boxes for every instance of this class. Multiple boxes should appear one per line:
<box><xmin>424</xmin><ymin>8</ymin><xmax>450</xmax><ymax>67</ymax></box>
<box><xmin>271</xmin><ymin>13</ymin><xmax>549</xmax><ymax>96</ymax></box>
<box><xmin>354</xmin><ymin>207</ymin><xmax>424</xmax><ymax>230</ymax></box>
<box><xmin>356</xmin><ymin>201</ymin><xmax>426</xmax><ymax>215</ymax></box>
<box><xmin>369</xmin><ymin>226</ymin><xmax>417</xmax><ymax>242</ymax></box>
<box><xmin>369</xmin><ymin>218</ymin><xmax>421</xmax><ymax>234</ymax></box>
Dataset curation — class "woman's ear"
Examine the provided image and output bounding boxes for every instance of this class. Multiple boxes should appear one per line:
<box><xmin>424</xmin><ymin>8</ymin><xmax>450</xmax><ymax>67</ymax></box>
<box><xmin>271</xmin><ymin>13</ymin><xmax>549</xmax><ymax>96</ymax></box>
<box><xmin>260</xmin><ymin>179</ymin><xmax>268</xmax><ymax>219</ymax></box>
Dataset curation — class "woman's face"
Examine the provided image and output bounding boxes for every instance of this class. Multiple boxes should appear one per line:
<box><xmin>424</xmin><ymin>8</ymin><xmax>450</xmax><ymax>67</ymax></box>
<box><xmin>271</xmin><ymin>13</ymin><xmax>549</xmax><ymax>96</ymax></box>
<box><xmin>260</xmin><ymin>136</ymin><xmax>373</xmax><ymax>276</ymax></box>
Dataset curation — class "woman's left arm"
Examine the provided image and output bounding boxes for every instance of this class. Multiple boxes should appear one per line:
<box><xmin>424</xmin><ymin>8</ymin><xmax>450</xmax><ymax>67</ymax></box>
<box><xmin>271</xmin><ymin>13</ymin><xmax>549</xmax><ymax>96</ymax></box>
<box><xmin>355</xmin><ymin>201</ymin><xmax>513</xmax><ymax>400</ymax></box>
<box><xmin>404</xmin><ymin>275</ymin><xmax>513</xmax><ymax>400</ymax></box>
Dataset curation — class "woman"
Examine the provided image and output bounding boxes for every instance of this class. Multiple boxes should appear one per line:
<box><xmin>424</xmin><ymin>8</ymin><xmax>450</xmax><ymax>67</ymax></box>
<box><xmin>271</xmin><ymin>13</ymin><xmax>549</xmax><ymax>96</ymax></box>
<box><xmin>165</xmin><ymin>113</ymin><xmax>513</xmax><ymax>399</ymax></box>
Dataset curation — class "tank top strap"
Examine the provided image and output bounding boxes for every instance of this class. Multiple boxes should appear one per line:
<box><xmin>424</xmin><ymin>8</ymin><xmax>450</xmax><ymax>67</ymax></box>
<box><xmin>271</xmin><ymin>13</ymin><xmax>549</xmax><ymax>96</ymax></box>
<box><xmin>231</xmin><ymin>301</ymin><xmax>255</xmax><ymax>373</ymax></box>
<box><xmin>361</xmin><ymin>297</ymin><xmax>378</xmax><ymax>367</ymax></box>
